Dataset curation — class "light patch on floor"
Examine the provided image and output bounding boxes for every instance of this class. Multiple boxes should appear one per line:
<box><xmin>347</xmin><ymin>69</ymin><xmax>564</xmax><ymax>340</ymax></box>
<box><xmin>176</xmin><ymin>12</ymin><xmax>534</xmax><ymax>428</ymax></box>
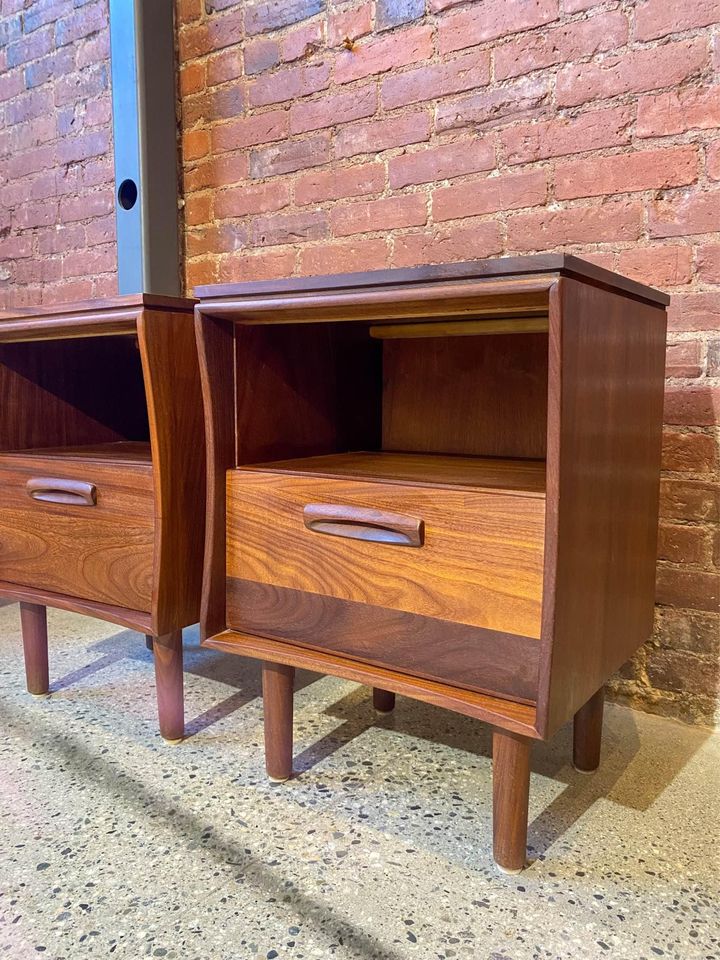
<box><xmin>0</xmin><ymin>604</ymin><xmax>718</xmax><ymax>959</ymax></box>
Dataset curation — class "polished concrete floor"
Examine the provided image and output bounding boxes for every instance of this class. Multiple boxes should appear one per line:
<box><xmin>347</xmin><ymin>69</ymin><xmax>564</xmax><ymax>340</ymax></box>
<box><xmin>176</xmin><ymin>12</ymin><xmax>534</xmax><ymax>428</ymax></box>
<box><xmin>0</xmin><ymin>604</ymin><xmax>718</xmax><ymax>960</ymax></box>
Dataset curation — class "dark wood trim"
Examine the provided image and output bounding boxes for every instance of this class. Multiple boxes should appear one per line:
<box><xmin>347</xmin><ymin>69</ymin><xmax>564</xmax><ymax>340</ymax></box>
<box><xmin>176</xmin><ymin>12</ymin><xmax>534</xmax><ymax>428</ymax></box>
<box><xmin>226</xmin><ymin>579</ymin><xmax>540</xmax><ymax>704</ymax></box>
<box><xmin>262</xmin><ymin>661</ymin><xmax>295</xmax><ymax>781</ymax></box>
<box><xmin>20</xmin><ymin>602</ymin><xmax>49</xmax><ymax>696</ymax></box>
<box><xmin>0</xmin><ymin>580</ymin><xmax>153</xmax><ymax>634</ymax></box>
<box><xmin>0</xmin><ymin>294</ymin><xmax>195</xmax><ymax>320</ymax></box>
<box><xmin>573</xmin><ymin>687</ymin><xmax>605</xmax><ymax>773</ymax></box>
<box><xmin>152</xmin><ymin>629</ymin><xmax>184</xmax><ymax>741</ymax></box>
<box><xmin>203</xmin><ymin>629</ymin><xmax>541</xmax><ymax>738</ymax></box>
<box><xmin>492</xmin><ymin>729</ymin><xmax>531</xmax><ymax>873</ymax></box>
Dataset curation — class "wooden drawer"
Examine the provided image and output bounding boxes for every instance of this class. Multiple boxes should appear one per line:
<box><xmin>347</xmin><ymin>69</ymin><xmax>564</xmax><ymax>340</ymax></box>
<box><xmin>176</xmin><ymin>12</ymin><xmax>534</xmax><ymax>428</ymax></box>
<box><xmin>226</xmin><ymin>454</ymin><xmax>546</xmax><ymax>703</ymax></box>
<box><xmin>0</xmin><ymin>454</ymin><xmax>155</xmax><ymax>611</ymax></box>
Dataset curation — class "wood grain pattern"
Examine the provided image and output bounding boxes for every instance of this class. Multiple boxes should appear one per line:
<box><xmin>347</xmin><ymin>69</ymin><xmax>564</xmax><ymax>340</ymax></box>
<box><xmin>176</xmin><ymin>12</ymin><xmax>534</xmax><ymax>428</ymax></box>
<box><xmin>227</xmin><ymin>465</ymin><xmax>546</xmax><ymax>637</ymax></box>
<box><xmin>383</xmin><ymin>334</ymin><xmax>548</xmax><ymax>460</ymax></box>
<box><xmin>370</xmin><ymin>317</ymin><xmax>549</xmax><ymax>339</ymax></box>
<box><xmin>3</xmin><ymin>442</ymin><xmax>153</xmax><ymax>463</ymax></box>
<box><xmin>537</xmin><ymin>278</ymin><xmax>667</xmax><ymax>737</ymax></box>
<box><xmin>153</xmin><ymin>629</ymin><xmax>184</xmax><ymax>741</ymax></box>
<box><xmin>0</xmin><ymin>580</ymin><xmax>153</xmax><ymax>633</ymax></box>
<box><xmin>138</xmin><ymin>309</ymin><xmax>206</xmax><ymax>635</ymax></box>
<box><xmin>492</xmin><ymin>729</ymin><xmax>531</xmax><ymax>873</ymax></box>
<box><xmin>262</xmin><ymin>661</ymin><xmax>295</xmax><ymax>781</ymax></box>
<box><xmin>20</xmin><ymin>602</ymin><xmax>48</xmax><ymax>695</ymax></box>
<box><xmin>226</xmin><ymin>580</ymin><xmax>540</xmax><ymax>703</ymax></box>
<box><xmin>204</xmin><ymin>629</ymin><xmax>540</xmax><ymax>737</ymax></box>
<box><xmin>0</xmin><ymin>456</ymin><xmax>154</xmax><ymax>610</ymax></box>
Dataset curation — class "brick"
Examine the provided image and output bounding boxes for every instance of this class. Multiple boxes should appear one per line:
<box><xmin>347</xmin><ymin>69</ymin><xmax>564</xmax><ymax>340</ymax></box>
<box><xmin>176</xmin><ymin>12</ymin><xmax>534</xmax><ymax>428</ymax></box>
<box><xmin>392</xmin><ymin>220</ymin><xmax>503</xmax><ymax>268</ymax></box>
<box><xmin>179</xmin><ymin>62</ymin><xmax>206</xmax><ymax>97</ymax></box>
<box><xmin>36</xmin><ymin>223</ymin><xmax>85</xmax><ymax>256</ymax></box>
<box><xmin>7</xmin><ymin>27</ymin><xmax>52</xmax><ymax>67</ymax></box>
<box><xmin>299</xmin><ymin>236</ymin><xmax>389</xmax><ymax>274</ymax></box>
<box><xmin>62</xmin><ymin>242</ymin><xmax>114</xmax><ymax>278</ymax></box>
<box><xmin>176</xmin><ymin>0</ymin><xmax>202</xmax><ymax>23</ymax></box>
<box><xmin>662</xmin><ymin>431</ymin><xmax>718</xmax><ymax>474</ymax></box>
<box><xmin>179</xmin><ymin>9</ymin><xmax>243</xmax><ymax>61</ymax></box>
<box><xmin>294</xmin><ymin>162</ymin><xmax>385</xmax><ymax>205</ymax></box>
<box><xmin>556</xmin><ymin>146</ymin><xmax>698</xmax><ymax>201</ymax></box>
<box><xmin>697</xmin><ymin>245</ymin><xmax>720</xmax><ymax>283</ymax></box>
<box><xmin>556</xmin><ymin>38</ymin><xmax>707</xmax><ymax>107</ymax></box>
<box><xmin>330</xmin><ymin>194</ymin><xmax>427</xmax><ymax>237</ymax></box>
<box><xmin>663</xmin><ymin>385</ymin><xmax>720</xmax><ymax>426</ymax></box>
<box><xmin>389</xmin><ymin>139</ymin><xmax>495</xmax><ymax>189</ymax></box>
<box><xmin>660</xmin><ymin>479</ymin><xmax>720</xmax><ymax>522</ymax></box>
<box><xmin>184</xmin><ymin>87</ymin><xmax>245</xmax><ymax>127</ymax></box>
<box><xmin>709</xmin><ymin>341</ymin><xmax>720</xmax><ymax>377</ymax></box>
<box><xmin>184</xmin><ymin>152</ymin><xmax>249</xmax><ymax>191</ymax></box>
<box><xmin>0</xmin><ymin>233</ymin><xmax>32</xmax><ymax>259</ymax></box>
<box><xmin>437</xmin><ymin>0</ymin><xmax>559</xmax><ymax>54</ymax></box>
<box><xmin>184</xmin><ymin>193</ymin><xmax>212</xmax><ymax>227</ymax></box>
<box><xmin>218</xmin><ymin>248</ymin><xmax>296</xmax><ymax>283</ymax></box>
<box><xmin>245</xmin><ymin>0</ymin><xmax>324</xmax><ymax>36</ymax></box>
<box><xmin>24</xmin><ymin>48</ymin><xmax>75</xmax><ymax>88</ymax></box>
<box><xmin>637</xmin><ymin>86</ymin><xmax>720</xmax><ymax>138</ymax></box>
<box><xmin>212</xmin><ymin>110</ymin><xmax>288</xmax><ymax>154</ymax></box>
<box><xmin>248</xmin><ymin>60</ymin><xmax>330</xmax><ymax>107</ymax></box>
<box><xmin>658</xmin><ymin>523</ymin><xmax>711</xmax><ymax>564</ymax></box>
<box><xmin>433</xmin><ymin>169</ymin><xmax>547</xmax><ymax>221</ymax></box>
<box><xmin>667</xmin><ymin>292</ymin><xmax>720</xmax><ymax>331</ymax></box>
<box><xmin>243</xmin><ymin>37</ymin><xmax>279</xmax><ymax>75</ymax></box>
<box><xmin>436</xmin><ymin>74</ymin><xmax>549</xmax><ymax>133</ymax></box>
<box><xmin>183</xmin><ymin>129</ymin><xmax>210</xmax><ymax>161</ymax></box>
<box><xmin>327</xmin><ymin>3</ymin><xmax>372</xmax><ymax>47</ymax></box>
<box><xmin>0</xmin><ymin>68</ymin><xmax>24</xmax><ymax>103</ymax></box>
<box><xmin>495</xmin><ymin>11</ymin><xmax>628</xmax><ymax>80</ymax></box>
<box><xmin>281</xmin><ymin>21</ymin><xmax>323</xmax><ymax>62</ymax></box>
<box><xmin>617</xmin><ymin>246</ymin><xmax>693</xmax><ymax>289</ymax></box>
<box><xmin>655</xmin><ymin>568</ymin><xmax>720</xmax><ymax>614</ymax></box>
<box><xmin>635</xmin><ymin>0</ymin><xmax>720</xmax><ymax>41</ymax></box>
<box><xmin>507</xmin><ymin>201</ymin><xmax>642</xmax><ymax>251</ymax></box>
<box><xmin>249</xmin><ymin>132</ymin><xmax>330</xmax><ymax>177</ymax></box>
<box><xmin>56</xmin><ymin>129</ymin><xmax>109</xmax><ymax>164</ymax></box>
<box><xmin>53</xmin><ymin>61</ymin><xmax>108</xmax><ymax>106</ymax></box>
<box><xmin>650</xmin><ymin>191</ymin><xmax>720</xmax><ymax>239</ymax></box>
<box><xmin>252</xmin><ymin>209</ymin><xmax>327</xmax><ymax>247</ymax></box>
<box><xmin>207</xmin><ymin>48</ymin><xmax>243</xmax><ymax>85</ymax></box>
<box><xmin>13</xmin><ymin>199</ymin><xmax>59</xmax><ymax>230</ymax></box>
<box><xmin>59</xmin><ymin>191</ymin><xmax>113</xmax><ymax>222</ymax></box>
<box><xmin>54</xmin><ymin>2</ymin><xmax>105</xmax><ymax>47</ymax></box>
<box><xmin>664</xmin><ymin>340</ymin><xmax>703</xmax><ymax>378</ymax></box>
<box><xmin>381</xmin><ymin>49</ymin><xmax>490</xmax><ymax>110</ymax></box>
<box><xmin>187</xmin><ymin>259</ymin><xmax>219</xmax><ymax>289</ymax></box>
<box><xmin>500</xmin><ymin>104</ymin><xmax>632</xmax><ymax>165</ymax></box>
<box><xmin>289</xmin><ymin>84</ymin><xmax>376</xmax><ymax>134</ymax></box>
<box><xmin>646</xmin><ymin>646</ymin><xmax>719</xmax><ymax>694</ymax></box>
<box><xmin>376</xmin><ymin>0</ymin><xmax>425</xmax><ymax>31</ymax></box>
<box><xmin>215</xmin><ymin>181</ymin><xmax>290</xmax><ymax>219</ymax></box>
<box><xmin>336</xmin><ymin>111</ymin><xmax>430</xmax><ymax>159</ymax></box>
<box><xmin>76</xmin><ymin>31</ymin><xmax>110</xmax><ymax>69</ymax></box>
<box><xmin>335</xmin><ymin>25</ymin><xmax>433</xmax><ymax>84</ymax></box>
<box><xmin>6</xmin><ymin>89</ymin><xmax>53</xmax><ymax>126</ymax></box>
<box><xmin>708</xmin><ymin>141</ymin><xmax>720</xmax><ymax>181</ymax></box>
<box><xmin>187</xmin><ymin>223</ymin><xmax>249</xmax><ymax>257</ymax></box>
<box><xmin>654</xmin><ymin>606</ymin><xmax>720</xmax><ymax>657</ymax></box>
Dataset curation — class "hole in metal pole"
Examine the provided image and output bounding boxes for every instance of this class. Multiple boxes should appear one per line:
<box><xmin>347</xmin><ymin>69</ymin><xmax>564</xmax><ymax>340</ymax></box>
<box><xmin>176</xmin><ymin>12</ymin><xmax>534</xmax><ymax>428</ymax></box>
<box><xmin>118</xmin><ymin>178</ymin><xmax>138</xmax><ymax>210</ymax></box>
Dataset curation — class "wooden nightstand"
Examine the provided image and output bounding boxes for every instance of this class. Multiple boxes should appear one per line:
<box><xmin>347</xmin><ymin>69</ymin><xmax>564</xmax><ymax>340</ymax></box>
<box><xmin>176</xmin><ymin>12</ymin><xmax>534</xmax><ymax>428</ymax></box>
<box><xmin>0</xmin><ymin>295</ymin><xmax>205</xmax><ymax>741</ymax></box>
<box><xmin>194</xmin><ymin>255</ymin><xmax>668</xmax><ymax>871</ymax></box>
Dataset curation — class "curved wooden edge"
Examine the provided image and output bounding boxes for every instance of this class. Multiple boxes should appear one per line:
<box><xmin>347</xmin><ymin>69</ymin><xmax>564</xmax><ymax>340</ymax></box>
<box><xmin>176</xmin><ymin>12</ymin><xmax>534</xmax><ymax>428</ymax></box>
<box><xmin>0</xmin><ymin>580</ymin><xmax>152</xmax><ymax>634</ymax></box>
<box><xmin>203</xmin><ymin>629</ymin><xmax>541</xmax><ymax>739</ymax></box>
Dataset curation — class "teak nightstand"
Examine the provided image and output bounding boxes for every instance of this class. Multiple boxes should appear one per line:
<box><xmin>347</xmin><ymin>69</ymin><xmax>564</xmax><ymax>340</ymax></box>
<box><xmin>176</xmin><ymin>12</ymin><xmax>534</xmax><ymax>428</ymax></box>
<box><xmin>194</xmin><ymin>255</ymin><xmax>668</xmax><ymax>871</ymax></box>
<box><xmin>0</xmin><ymin>295</ymin><xmax>205</xmax><ymax>741</ymax></box>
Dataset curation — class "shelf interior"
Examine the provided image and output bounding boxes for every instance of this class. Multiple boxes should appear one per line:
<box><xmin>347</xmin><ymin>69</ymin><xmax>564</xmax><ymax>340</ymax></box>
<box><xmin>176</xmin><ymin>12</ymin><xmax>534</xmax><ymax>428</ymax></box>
<box><xmin>0</xmin><ymin>441</ymin><xmax>152</xmax><ymax>466</ymax></box>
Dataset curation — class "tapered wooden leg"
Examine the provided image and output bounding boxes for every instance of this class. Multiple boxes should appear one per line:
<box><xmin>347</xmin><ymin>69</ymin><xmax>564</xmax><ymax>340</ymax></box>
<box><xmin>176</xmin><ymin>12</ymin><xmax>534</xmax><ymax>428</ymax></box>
<box><xmin>262</xmin><ymin>661</ymin><xmax>295</xmax><ymax>782</ymax></box>
<box><xmin>152</xmin><ymin>630</ymin><xmax>184</xmax><ymax>742</ymax></box>
<box><xmin>145</xmin><ymin>635</ymin><xmax>154</xmax><ymax>652</ymax></box>
<box><xmin>372</xmin><ymin>687</ymin><xmax>396</xmax><ymax>713</ymax></box>
<box><xmin>573</xmin><ymin>686</ymin><xmax>605</xmax><ymax>773</ymax></box>
<box><xmin>20</xmin><ymin>602</ymin><xmax>49</xmax><ymax>696</ymax></box>
<box><xmin>492</xmin><ymin>729</ymin><xmax>531</xmax><ymax>874</ymax></box>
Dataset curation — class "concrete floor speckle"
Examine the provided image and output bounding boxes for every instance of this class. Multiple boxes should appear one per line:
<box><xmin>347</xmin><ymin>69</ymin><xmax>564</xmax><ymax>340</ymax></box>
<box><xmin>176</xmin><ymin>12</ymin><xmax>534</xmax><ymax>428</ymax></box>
<box><xmin>0</xmin><ymin>604</ymin><xmax>718</xmax><ymax>960</ymax></box>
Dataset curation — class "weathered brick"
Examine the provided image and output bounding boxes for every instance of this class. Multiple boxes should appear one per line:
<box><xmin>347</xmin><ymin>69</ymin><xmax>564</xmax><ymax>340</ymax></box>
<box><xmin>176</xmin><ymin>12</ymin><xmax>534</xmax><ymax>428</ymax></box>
<box><xmin>697</xmin><ymin>245</ymin><xmax>720</xmax><ymax>283</ymax></box>
<box><xmin>330</xmin><ymin>194</ymin><xmax>427</xmax><ymax>237</ymax></box>
<box><xmin>245</xmin><ymin>0</ymin><xmax>324</xmax><ymax>36</ymax></box>
<box><xmin>281</xmin><ymin>21</ymin><xmax>323</xmax><ymax>62</ymax></box>
<box><xmin>646</xmin><ymin>646</ymin><xmax>720</xmax><ymax>693</ymax></box>
<box><xmin>389</xmin><ymin>138</ymin><xmax>494</xmax><ymax>189</ymax></box>
<box><xmin>436</xmin><ymin>75</ymin><xmax>549</xmax><ymax>133</ymax></box>
<box><xmin>251</xmin><ymin>209</ymin><xmax>327</xmax><ymax>247</ymax></box>
<box><xmin>664</xmin><ymin>385</ymin><xmax>720</xmax><ymax>427</ymax></box>
<box><xmin>433</xmin><ymin>170</ymin><xmax>547</xmax><ymax>222</ymax></box>
<box><xmin>709</xmin><ymin>341</ymin><xmax>720</xmax><ymax>377</ymax></box>
<box><xmin>7</xmin><ymin>26</ymin><xmax>52</xmax><ymax>66</ymax></box>
<box><xmin>54</xmin><ymin>1</ymin><xmax>105</xmax><ymax>47</ymax></box>
<box><xmin>708</xmin><ymin>140</ymin><xmax>720</xmax><ymax>180</ymax></box>
<box><xmin>655</xmin><ymin>568</ymin><xmax>720</xmax><ymax>614</ymax></box>
<box><xmin>495</xmin><ymin>11</ymin><xmax>628</xmax><ymax>80</ymax></box>
<box><xmin>637</xmin><ymin>86</ymin><xmax>720</xmax><ymax>138</ymax></box>
<box><xmin>335</xmin><ymin>24</ymin><xmax>433</xmax><ymax>84</ymax></box>
<box><xmin>187</xmin><ymin>259</ymin><xmax>219</xmax><ymax>289</ymax></box>
<box><xmin>62</xmin><ymin>241</ymin><xmax>114</xmax><ymax>278</ymax></box>
<box><xmin>660</xmin><ymin>479</ymin><xmax>720</xmax><ymax>522</ymax></box>
<box><xmin>391</xmin><ymin>220</ymin><xmax>503</xmax><ymax>267</ymax></box>
<box><xmin>212</xmin><ymin>110</ymin><xmax>288</xmax><ymax>153</ymax></box>
<box><xmin>299</xmin><ymin>236</ymin><xmax>389</xmax><ymax>274</ymax></box>
<box><xmin>56</xmin><ymin>129</ymin><xmax>108</xmax><ymax>164</ymax></box>
<box><xmin>289</xmin><ymin>84</ymin><xmax>376</xmax><ymax>134</ymax></box>
<box><xmin>59</xmin><ymin>191</ymin><xmax>113</xmax><ymax>222</ymax></box>
<box><xmin>24</xmin><ymin>47</ymin><xmax>75</xmax><ymax>88</ymax></box>
<box><xmin>557</xmin><ymin>38</ymin><xmax>707</xmax><ymax>107</ymax></box>
<box><xmin>214</xmin><ymin>181</ymin><xmax>290</xmax><ymax>219</ymax></box>
<box><xmin>376</xmin><ymin>0</ymin><xmax>424</xmax><ymax>31</ymax></box>
<box><xmin>664</xmin><ymin>340</ymin><xmax>703</xmax><ymax>378</ymax></box>
<box><xmin>437</xmin><ymin>0</ymin><xmax>559</xmax><ymax>54</ymax></box>
<box><xmin>294</xmin><ymin>162</ymin><xmax>385</xmax><ymax>205</ymax></box>
<box><xmin>184</xmin><ymin>192</ymin><xmax>213</xmax><ymax>227</ymax></box>
<box><xmin>654</xmin><ymin>606</ymin><xmax>720</xmax><ymax>657</ymax></box>
<box><xmin>635</xmin><ymin>0</ymin><xmax>720</xmax><ymax>42</ymax></box>
<box><xmin>662</xmin><ymin>431</ymin><xmax>718</xmax><ymax>474</ymax></box>
<box><xmin>617</xmin><ymin>246</ymin><xmax>693</xmax><ymax>289</ymax></box>
<box><xmin>335</xmin><ymin>111</ymin><xmax>430</xmax><ymax>158</ymax></box>
<box><xmin>207</xmin><ymin>48</ymin><xmax>243</xmax><ymax>85</ymax></box>
<box><xmin>184</xmin><ymin>151</ymin><xmax>249</xmax><ymax>191</ymax></box>
<box><xmin>555</xmin><ymin>146</ymin><xmax>698</xmax><ymax>200</ymax></box>
<box><xmin>381</xmin><ymin>49</ymin><xmax>490</xmax><ymax>110</ymax></box>
<box><xmin>183</xmin><ymin>129</ymin><xmax>210</xmax><ymax>162</ymax></box>
<box><xmin>507</xmin><ymin>201</ymin><xmax>642</xmax><ymax>251</ymax></box>
<box><xmin>657</xmin><ymin>523</ymin><xmax>711</xmax><ymax>565</ymax></box>
<box><xmin>650</xmin><ymin>190</ymin><xmax>720</xmax><ymax>240</ymax></box>
<box><xmin>243</xmin><ymin>37</ymin><xmax>279</xmax><ymax>75</ymax></box>
<box><xmin>218</xmin><ymin>248</ymin><xmax>296</xmax><ymax>282</ymax></box>
<box><xmin>249</xmin><ymin>132</ymin><xmax>330</xmax><ymax>177</ymax></box>
<box><xmin>667</xmin><ymin>292</ymin><xmax>720</xmax><ymax>331</ymax></box>
<box><xmin>327</xmin><ymin>3</ymin><xmax>372</xmax><ymax>47</ymax></box>
<box><xmin>179</xmin><ymin>62</ymin><xmax>205</xmax><ymax>98</ymax></box>
<box><xmin>500</xmin><ymin>104</ymin><xmax>633</xmax><ymax>165</ymax></box>
<box><xmin>187</xmin><ymin>222</ymin><xmax>248</xmax><ymax>257</ymax></box>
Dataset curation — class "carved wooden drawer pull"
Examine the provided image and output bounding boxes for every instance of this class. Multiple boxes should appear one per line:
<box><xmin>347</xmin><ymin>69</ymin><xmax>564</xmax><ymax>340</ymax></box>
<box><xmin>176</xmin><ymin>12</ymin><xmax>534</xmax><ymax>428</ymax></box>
<box><xmin>26</xmin><ymin>477</ymin><xmax>97</xmax><ymax>507</ymax></box>
<box><xmin>303</xmin><ymin>503</ymin><xmax>423</xmax><ymax>547</ymax></box>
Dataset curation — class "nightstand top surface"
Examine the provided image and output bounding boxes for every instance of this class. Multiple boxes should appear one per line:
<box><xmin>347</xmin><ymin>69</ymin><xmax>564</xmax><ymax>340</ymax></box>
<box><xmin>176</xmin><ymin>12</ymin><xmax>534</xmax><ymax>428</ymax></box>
<box><xmin>194</xmin><ymin>254</ymin><xmax>669</xmax><ymax>306</ymax></box>
<box><xmin>0</xmin><ymin>292</ymin><xmax>195</xmax><ymax>322</ymax></box>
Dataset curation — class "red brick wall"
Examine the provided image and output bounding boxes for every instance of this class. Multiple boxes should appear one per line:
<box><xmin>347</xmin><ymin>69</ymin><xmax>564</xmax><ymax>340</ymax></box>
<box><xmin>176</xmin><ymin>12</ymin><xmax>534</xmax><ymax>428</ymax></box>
<box><xmin>0</xmin><ymin>0</ymin><xmax>116</xmax><ymax>308</ymax></box>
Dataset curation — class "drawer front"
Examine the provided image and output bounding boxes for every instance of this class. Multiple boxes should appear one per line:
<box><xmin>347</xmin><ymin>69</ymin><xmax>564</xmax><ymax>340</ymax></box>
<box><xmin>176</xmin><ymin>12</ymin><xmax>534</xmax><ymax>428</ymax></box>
<box><xmin>227</xmin><ymin>470</ymin><xmax>545</xmax><ymax>637</ymax></box>
<box><xmin>0</xmin><ymin>460</ymin><xmax>155</xmax><ymax>611</ymax></box>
